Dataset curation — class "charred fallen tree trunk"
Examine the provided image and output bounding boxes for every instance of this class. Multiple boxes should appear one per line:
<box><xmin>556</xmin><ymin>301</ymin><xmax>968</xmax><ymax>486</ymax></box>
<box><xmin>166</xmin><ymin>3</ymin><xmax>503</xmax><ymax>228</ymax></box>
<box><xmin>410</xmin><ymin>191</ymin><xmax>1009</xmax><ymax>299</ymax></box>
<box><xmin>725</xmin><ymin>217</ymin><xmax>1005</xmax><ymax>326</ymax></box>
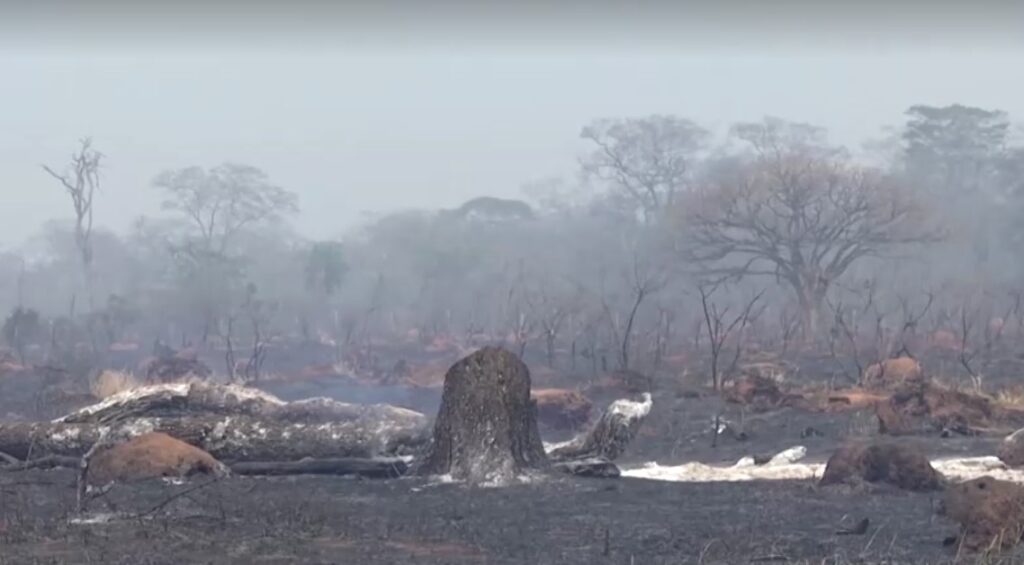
<box><xmin>230</xmin><ymin>457</ymin><xmax>408</xmax><ymax>478</ymax></box>
<box><xmin>58</xmin><ymin>382</ymin><xmax>422</xmax><ymax>427</ymax></box>
<box><xmin>0</xmin><ymin>382</ymin><xmax>430</xmax><ymax>466</ymax></box>
<box><xmin>0</xmin><ymin>415</ymin><xmax>428</xmax><ymax>462</ymax></box>
<box><xmin>547</xmin><ymin>393</ymin><xmax>653</xmax><ymax>463</ymax></box>
<box><xmin>1</xmin><ymin>452</ymin><xmax>409</xmax><ymax>480</ymax></box>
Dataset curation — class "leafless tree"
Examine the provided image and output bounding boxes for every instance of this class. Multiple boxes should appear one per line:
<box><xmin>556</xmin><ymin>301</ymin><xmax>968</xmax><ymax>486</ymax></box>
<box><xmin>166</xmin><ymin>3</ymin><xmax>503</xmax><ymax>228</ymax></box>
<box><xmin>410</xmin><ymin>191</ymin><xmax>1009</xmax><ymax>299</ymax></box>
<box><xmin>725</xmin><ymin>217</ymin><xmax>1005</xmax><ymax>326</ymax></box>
<box><xmin>959</xmin><ymin>299</ymin><xmax>983</xmax><ymax>391</ymax></box>
<box><xmin>697</xmin><ymin>281</ymin><xmax>765</xmax><ymax>391</ymax></box>
<box><xmin>154</xmin><ymin>164</ymin><xmax>297</xmax><ymax>346</ymax></box>
<box><xmin>581</xmin><ymin>115</ymin><xmax>709</xmax><ymax>222</ymax></box>
<box><xmin>893</xmin><ymin>290</ymin><xmax>934</xmax><ymax>357</ymax></box>
<box><xmin>681</xmin><ymin>118</ymin><xmax>940</xmax><ymax>337</ymax></box>
<box><xmin>221</xmin><ymin>313</ymin><xmax>238</xmax><ymax>382</ymax></box>
<box><xmin>1010</xmin><ymin>290</ymin><xmax>1024</xmax><ymax>341</ymax></box>
<box><xmin>154</xmin><ymin>164</ymin><xmax>298</xmax><ymax>257</ymax></box>
<box><xmin>42</xmin><ymin>138</ymin><xmax>102</xmax><ymax>309</ymax></box>
<box><xmin>599</xmin><ymin>251</ymin><xmax>666</xmax><ymax>371</ymax></box>
<box><xmin>527</xmin><ymin>282</ymin><xmax>581</xmax><ymax>368</ymax></box>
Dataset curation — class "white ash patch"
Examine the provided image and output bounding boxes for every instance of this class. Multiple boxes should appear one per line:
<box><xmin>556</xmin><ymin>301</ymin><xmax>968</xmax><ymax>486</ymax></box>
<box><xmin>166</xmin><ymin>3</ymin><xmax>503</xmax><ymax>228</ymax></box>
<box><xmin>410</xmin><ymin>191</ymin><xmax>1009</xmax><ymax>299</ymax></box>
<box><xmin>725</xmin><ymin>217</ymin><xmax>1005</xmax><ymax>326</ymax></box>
<box><xmin>55</xmin><ymin>383</ymin><xmax>191</xmax><ymax>423</ymax></box>
<box><xmin>216</xmin><ymin>383</ymin><xmax>286</xmax><ymax>405</ymax></box>
<box><xmin>731</xmin><ymin>446</ymin><xmax>807</xmax><ymax>469</ymax></box>
<box><xmin>624</xmin><ymin>460</ymin><xmax>824</xmax><ymax>482</ymax></box>
<box><xmin>114</xmin><ymin>418</ymin><xmax>157</xmax><ymax>439</ymax></box>
<box><xmin>54</xmin><ymin>382</ymin><xmax>287</xmax><ymax>424</ymax></box>
<box><xmin>768</xmin><ymin>446</ymin><xmax>807</xmax><ymax>465</ymax></box>
<box><xmin>542</xmin><ymin>439</ymin><xmax>575</xmax><ymax>453</ymax></box>
<box><xmin>70</xmin><ymin>512</ymin><xmax>126</xmax><ymax>525</ymax></box>
<box><xmin>607</xmin><ymin>393</ymin><xmax>653</xmax><ymax>422</ymax></box>
<box><xmin>931</xmin><ymin>456</ymin><xmax>1024</xmax><ymax>483</ymax></box>
<box><xmin>50</xmin><ymin>426</ymin><xmax>82</xmax><ymax>444</ymax></box>
<box><xmin>622</xmin><ymin>449</ymin><xmax>1024</xmax><ymax>484</ymax></box>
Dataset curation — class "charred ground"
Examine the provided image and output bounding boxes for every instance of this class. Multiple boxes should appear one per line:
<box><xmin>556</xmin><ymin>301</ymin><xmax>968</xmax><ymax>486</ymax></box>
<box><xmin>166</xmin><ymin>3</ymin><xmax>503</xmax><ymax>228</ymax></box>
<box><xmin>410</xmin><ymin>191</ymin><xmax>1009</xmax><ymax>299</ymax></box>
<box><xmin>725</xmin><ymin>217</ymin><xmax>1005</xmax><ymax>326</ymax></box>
<box><xmin>0</xmin><ymin>467</ymin><xmax>993</xmax><ymax>565</ymax></box>
<box><xmin>0</xmin><ymin>380</ymin><xmax>1016</xmax><ymax>565</ymax></box>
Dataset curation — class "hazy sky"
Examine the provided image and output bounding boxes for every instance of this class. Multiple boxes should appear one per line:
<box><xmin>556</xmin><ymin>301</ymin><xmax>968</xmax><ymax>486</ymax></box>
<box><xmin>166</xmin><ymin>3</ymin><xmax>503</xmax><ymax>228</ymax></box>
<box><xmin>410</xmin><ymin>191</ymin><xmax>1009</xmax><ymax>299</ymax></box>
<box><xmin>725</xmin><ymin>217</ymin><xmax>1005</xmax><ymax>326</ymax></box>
<box><xmin>2</xmin><ymin>2</ymin><xmax>1023</xmax><ymax>244</ymax></box>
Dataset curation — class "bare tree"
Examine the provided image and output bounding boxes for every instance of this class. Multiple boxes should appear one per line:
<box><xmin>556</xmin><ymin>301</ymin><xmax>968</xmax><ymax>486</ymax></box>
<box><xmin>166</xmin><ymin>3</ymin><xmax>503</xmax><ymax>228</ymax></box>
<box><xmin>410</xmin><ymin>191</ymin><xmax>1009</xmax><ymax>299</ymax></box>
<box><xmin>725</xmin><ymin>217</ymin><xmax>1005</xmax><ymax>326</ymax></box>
<box><xmin>598</xmin><ymin>250</ymin><xmax>666</xmax><ymax>372</ymax></box>
<box><xmin>42</xmin><ymin>138</ymin><xmax>102</xmax><ymax>309</ymax></box>
<box><xmin>681</xmin><ymin>118</ymin><xmax>940</xmax><ymax>337</ymax></box>
<box><xmin>154</xmin><ymin>164</ymin><xmax>298</xmax><ymax>346</ymax></box>
<box><xmin>527</xmin><ymin>282</ymin><xmax>581</xmax><ymax>368</ymax></box>
<box><xmin>697</xmin><ymin>281</ymin><xmax>765</xmax><ymax>391</ymax></box>
<box><xmin>959</xmin><ymin>299</ymin><xmax>982</xmax><ymax>391</ymax></box>
<box><xmin>154</xmin><ymin>163</ymin><xmax>298</xmax><ymax>257</ymax></box>
<box><xmin>893</xmin><ymin>290</ymin><xmax>935</xmax><ymax>358</ymax></box>
<box><xmin>581</xmin><ymin>115</ymin><xmax>709</xmax><ymax>222</ymax></box>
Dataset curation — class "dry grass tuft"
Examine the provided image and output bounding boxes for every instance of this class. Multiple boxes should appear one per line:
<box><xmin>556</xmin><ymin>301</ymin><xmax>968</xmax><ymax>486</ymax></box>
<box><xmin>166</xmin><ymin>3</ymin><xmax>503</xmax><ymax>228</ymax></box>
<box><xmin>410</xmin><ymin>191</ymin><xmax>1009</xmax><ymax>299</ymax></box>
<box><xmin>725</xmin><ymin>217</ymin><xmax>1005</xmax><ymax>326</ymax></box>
<box><xmin>90</xmin><ymin>370</ymin><xmax>142</xmax><ymax>399</ymax></box>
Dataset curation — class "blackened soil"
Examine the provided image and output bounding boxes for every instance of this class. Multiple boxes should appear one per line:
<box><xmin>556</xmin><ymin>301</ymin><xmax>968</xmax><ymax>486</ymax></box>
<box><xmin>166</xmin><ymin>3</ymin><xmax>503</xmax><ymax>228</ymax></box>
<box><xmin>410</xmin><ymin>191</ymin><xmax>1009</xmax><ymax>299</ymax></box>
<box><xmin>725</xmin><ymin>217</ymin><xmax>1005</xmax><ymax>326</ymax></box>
<box><xmin>0</xmin><ymin>468</ymin><xmax>1012</xmax><ymax>565</ymax></box>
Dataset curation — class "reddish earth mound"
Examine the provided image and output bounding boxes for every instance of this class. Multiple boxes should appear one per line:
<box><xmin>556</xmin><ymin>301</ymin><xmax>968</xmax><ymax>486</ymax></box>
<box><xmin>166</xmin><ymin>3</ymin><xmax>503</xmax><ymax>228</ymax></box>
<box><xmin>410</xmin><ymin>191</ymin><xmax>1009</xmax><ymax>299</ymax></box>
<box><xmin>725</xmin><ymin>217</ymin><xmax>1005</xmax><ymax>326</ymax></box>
<box><xmin>531</xmin><ymin>389</ymin><xmax>592</xmax><ymax>430</ymax></box>
<box><xmin>723</xmin><ymin>375</ymin><xmax>805</xmax><ymax>412</ymax></box>
<box><xmin>87</xmin><ymin>432</ymin><xmax>227</xmax><ymax>486</ymax></box>
<box><xmin>814</xmin><ymin>389</ymin><xmax>888</xmax><ymax>412</ymax></box>
<box><xmin>819</xmin><ymin>442</ymin><xmax>941</xmax><ymax>491</ymax></box>
<box><xmin>862</xmin><ymin>357</ymin><xmax>923</xmax><ymax>391</ymax></box>
<box><xmin>876</xmin><ymin>381</ymin><xmax>1024</xmax><ymax>436</ymax></box>
<box><xmin>941</xmin><ymin>476</ymin><xmax>1024</xmax><ymax>552</ymax></box>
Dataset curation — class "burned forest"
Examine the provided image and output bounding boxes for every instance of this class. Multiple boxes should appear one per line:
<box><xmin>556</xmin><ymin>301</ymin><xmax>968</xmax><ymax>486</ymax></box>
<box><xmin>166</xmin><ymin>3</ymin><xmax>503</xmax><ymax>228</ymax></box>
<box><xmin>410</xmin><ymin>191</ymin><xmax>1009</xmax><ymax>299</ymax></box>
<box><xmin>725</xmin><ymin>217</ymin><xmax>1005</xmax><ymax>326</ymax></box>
<box><xmin>4</xmin><ymin>14</ymin><xmax>1024</xmax><ymax>563</ymax></box>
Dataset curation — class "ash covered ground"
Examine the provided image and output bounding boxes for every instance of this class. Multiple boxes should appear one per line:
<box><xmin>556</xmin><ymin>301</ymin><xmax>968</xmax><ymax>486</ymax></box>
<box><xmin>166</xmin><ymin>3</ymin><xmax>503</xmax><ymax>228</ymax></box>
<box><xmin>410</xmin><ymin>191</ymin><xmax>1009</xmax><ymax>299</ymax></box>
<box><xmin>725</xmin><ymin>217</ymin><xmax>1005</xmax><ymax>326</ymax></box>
<box><xmin>0</xmin><ymin>467</ymin><xmax>984</xmax><ymax>565</ymax></box>
<box><xmin>0</xmin><ymin>387</ymin><xmax>1014</xmax><ymax>565</ymax></box>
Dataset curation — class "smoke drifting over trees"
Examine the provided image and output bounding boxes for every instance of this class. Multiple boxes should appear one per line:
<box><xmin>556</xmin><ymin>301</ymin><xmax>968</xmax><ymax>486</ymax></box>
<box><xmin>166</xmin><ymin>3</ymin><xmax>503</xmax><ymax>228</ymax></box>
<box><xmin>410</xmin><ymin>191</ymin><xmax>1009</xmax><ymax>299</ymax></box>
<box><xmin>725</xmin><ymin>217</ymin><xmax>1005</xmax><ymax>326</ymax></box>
<box><xmin>2</xmin><ymin>104</ymin><xmax>1024</xmax><ymax>394</ymax></box>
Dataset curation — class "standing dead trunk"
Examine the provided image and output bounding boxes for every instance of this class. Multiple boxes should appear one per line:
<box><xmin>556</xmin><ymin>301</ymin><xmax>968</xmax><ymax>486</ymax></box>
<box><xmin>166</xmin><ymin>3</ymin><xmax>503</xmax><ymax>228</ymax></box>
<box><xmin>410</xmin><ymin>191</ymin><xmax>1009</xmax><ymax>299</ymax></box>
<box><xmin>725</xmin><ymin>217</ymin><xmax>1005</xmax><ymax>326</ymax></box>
<box><xmin>796</xmin><ymin>281</ymin><xmax>827</xmax><ymax>342</ymax></box>
<box><xmin>417</xmin><ymin>347</ymin><xmax>549</xmax><ymax>484</ymax></box>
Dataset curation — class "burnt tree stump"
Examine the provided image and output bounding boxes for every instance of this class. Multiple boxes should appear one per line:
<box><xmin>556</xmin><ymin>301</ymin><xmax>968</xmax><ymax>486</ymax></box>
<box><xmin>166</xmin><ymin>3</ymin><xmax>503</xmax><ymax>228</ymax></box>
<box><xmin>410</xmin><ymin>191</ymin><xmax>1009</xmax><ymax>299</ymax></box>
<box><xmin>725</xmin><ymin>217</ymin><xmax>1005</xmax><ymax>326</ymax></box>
<box><xmin>417</xmin><ymin>347</ymin><xmax>549</xmax><ymax>483</ymax></box>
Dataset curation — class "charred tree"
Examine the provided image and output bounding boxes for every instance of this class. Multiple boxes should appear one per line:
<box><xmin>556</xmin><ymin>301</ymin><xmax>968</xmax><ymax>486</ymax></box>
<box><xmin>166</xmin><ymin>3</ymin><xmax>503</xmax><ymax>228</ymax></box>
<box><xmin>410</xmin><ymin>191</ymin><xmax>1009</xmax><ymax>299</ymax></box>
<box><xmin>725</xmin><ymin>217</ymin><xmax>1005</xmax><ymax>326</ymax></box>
<box><xmin>548</xmin><ymin>393</ymin><xmax>653</xmax><ymax>462</ymax></box>
<box><xmin>0</xmin><ymin>382</ymin><xmax>429</xmax><ymax>463</ymax></box>
<box><xmin>0</xmin><ymin>416</ymin><xmax>427</xmax><ymax>463</ymax></box>
<box><xmin>417</xmin><ymin>346</ymin><xmax>549</xmax><ymax>483</ymax></box>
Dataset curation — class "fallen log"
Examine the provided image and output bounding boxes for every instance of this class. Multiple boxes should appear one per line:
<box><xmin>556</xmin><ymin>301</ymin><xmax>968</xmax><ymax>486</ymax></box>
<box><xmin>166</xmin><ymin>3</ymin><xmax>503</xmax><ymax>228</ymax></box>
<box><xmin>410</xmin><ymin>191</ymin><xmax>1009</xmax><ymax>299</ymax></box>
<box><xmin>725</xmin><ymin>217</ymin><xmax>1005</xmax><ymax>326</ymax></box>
<box><xmin>230</xmin><ymin>457</ymin><xmax>408</xmax><ymax>478</ymax></box>
<box><xmin>59</xmin><ymin>381</ymin><xmax>424</xmax><ymax>428</ymax></box>
<box><xmin>552</xmin><ymin>457</ymin><xmax>620</xmax><ymax>478</ymax></box>
<box><xmin>2</xmin><ymin>452</ymin><xmax>407</xmax><ymax>479</ymax></box>
<box><xmin>0</xmin><ymin>414</ymin><xmax>429</xmax><ymax>463</ymax></box>
<box><xmin>0</xmin><ymin>454</ymin><xmax>80</xmax><ymax>472</ymax></box>
<box><xmin>548</xmin><ymin>393</ymin><xmax>653</xmax><ymax>462</ymax></box>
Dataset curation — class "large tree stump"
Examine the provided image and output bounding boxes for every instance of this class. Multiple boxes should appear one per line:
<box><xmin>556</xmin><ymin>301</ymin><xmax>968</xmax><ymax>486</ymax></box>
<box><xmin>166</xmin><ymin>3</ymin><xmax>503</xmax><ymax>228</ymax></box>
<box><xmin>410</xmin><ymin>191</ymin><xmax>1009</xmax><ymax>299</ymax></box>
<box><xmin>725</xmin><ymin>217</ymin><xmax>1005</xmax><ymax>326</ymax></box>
<box><xmin>417</xmin><ymin>347</ymin><xmax>549</xmax><ymax>484</ymax></box>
